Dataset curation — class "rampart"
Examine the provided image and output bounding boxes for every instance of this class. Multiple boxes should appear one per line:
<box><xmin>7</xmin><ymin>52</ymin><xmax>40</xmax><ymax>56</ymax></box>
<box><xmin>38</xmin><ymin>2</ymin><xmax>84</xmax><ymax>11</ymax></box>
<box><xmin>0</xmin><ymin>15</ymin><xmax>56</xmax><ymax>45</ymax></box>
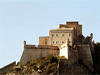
<box><xmin>68</xmin><ymin>46</ymin><xmax>78</xmax><ymax>65</ymax></box>
<box><xmin>20</xmin><ymin>45</ymin><xmax>59</xmax><ymax>65</ymax></box>
<box><xmin>0</xmin><ymin>61</ymin><xmax>16</xmax><ymax>74</ymax></box>
<box><xmin>77</xmin><ymin>44</ymin><xmax>93</xmax><ymax>70</ymax></box>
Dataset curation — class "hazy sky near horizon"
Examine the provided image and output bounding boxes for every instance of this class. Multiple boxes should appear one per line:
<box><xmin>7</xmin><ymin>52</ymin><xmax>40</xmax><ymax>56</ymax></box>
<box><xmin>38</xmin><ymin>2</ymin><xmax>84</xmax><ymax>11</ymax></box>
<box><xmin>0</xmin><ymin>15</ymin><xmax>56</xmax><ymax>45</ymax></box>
<box><xmin>0</xmin><ymin>0</ymin><xmax>100</xmax><ymax>68</ymax></box>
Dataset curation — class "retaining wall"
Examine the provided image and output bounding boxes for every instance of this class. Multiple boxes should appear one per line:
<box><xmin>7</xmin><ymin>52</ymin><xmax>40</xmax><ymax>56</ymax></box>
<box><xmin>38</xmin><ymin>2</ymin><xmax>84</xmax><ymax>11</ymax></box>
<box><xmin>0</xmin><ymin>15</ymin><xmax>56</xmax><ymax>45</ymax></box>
<box><xmin>0</xmin><ymin>61</ymin><xmax>16</xmax><ymax>74</ymax></box>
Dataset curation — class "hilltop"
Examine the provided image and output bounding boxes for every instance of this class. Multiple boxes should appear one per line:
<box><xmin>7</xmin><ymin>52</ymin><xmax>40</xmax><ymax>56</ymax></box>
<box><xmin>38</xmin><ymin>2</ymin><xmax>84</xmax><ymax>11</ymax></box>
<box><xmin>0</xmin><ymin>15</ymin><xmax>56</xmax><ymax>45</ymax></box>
<box><xmin>7</xmin><ymin>55</ymin><xmax>59</xmax><ymax>75</ymax></box>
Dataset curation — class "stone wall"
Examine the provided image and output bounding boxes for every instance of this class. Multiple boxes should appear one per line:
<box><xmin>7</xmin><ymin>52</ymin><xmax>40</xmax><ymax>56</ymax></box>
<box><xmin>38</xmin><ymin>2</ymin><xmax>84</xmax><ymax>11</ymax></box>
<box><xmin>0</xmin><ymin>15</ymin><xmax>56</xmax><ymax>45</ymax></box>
<box><xmin>68</xmin><ymin>46</ymin><xmax>78</xmax><ymax>65</ymax></box>
<box><xmin>20</xmin><ymin>45</ymin><xmax>59</xmax><ymax>65</ymax></box>
<box><xmin>60</xmin><ymin>43</ymin><xmax>68</xmax><ymax>59</ymax></box>
<box><xmin>0</xmin><ymin>61</ymin><xmax>16</xmax><ymax>74</ymax></box>
<box><xmin>77</xmin><ymin>44</ymin><xmax>93</xmax><ymax>70</ymax></box>
<box><xmin>39</xmin><ymin>36</ymin><xmax>49</xmax><ymax>45</ymax></box>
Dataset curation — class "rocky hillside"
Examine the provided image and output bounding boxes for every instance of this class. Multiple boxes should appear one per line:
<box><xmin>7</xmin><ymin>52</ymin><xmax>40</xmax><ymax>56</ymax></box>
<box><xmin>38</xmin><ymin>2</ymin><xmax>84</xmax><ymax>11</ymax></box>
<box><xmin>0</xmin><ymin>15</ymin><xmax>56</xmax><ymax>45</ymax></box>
<box><xmin>7</xmin><ymin>55</ymin><xmax>59</xmax><ymax>75</ymax></box>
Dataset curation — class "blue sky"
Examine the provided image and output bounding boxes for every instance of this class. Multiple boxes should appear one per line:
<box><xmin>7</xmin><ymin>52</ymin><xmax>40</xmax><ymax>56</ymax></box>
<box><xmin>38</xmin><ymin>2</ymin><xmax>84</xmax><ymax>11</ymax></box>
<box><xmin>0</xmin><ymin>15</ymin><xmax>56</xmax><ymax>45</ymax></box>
<box><xmin>0</xmin><ymin>0</ymin><xmax>100</xmax><ymax>68</ymax></box>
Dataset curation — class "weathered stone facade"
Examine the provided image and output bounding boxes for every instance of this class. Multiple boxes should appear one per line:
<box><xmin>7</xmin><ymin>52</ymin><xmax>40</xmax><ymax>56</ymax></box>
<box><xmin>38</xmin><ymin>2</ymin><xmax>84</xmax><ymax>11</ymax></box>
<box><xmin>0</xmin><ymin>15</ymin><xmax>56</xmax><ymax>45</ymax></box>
<box><xmin>39</xmin><ymin>36</ymin><xmax>49</xmax><ymax>45</ymax></box>
<box><xmin>39</xmin><ymin>21</ymin><xmax>82</xmax><ymax>47</ymax></box>
<box><xmin>0</xmin><ymin>61</ymin><xmax>16</xmax><ymax>74</ymax></box>
<box><xmin>77</xmin><ymin>44</ymin><xmax>93</xmax><ymax>70</ymax></box>
<box><xmin>20</xmin><ymin>41</ymin><xmax>59</xmax><ymax>65</ymax></box>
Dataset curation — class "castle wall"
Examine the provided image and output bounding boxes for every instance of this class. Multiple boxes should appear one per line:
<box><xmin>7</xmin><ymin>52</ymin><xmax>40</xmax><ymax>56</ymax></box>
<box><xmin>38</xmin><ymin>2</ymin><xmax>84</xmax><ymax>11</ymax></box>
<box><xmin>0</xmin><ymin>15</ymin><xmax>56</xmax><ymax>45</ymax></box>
<box><xmin>60</xmin><ymin>44</ymin><xmax>68</xmax><ymax>59</ymax></box>
<box><xmin>39</xmin><ymin>37</ymin><xmax>49</xmax><ymax>45</ymax></box>
<box><xmin>59</xmin><ymin>42</ymin><xmax>78</xmax><ymax>65</ymax></box>
<box><xmin>68</xmin><ymin>46</ymin><xmax>78</xmax><ymax>65</ymax></box>
<box><xmin>77</xmin><ymin>44</ymin><xmax>93</xmax><ymax>70</ymax></box>
<box><xmin>77</xmin><ymin>25</ymin><xmax>82</xmax><ymax>36</ymax></box>
<box><xmin>20</xmin><ymin>45</ymin><xmax>59</xmax><ymax>65</ymax></box>
<box><xmin>0</xmin><ymin>61</ymin><xmax>16</xmax><ymax>74</ymax></box>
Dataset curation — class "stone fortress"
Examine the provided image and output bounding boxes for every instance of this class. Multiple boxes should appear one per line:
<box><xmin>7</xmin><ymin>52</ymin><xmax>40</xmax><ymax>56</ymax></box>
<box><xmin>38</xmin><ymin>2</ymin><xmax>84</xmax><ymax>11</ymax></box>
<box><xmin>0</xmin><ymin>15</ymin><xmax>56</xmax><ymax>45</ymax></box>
<box><xmin>20</xmin><ymin>21</ymin><xmax>94</xmax><ymax>71</ymax></box>
<box><xmin>0</xmin><ymin>21</ymin><xmax>95</xmax><ymax>74</ymax></box>
<box><xmin>39</xmin><ymin>22</ymin><xmax>82</xmax><ymax>47</ymax></box>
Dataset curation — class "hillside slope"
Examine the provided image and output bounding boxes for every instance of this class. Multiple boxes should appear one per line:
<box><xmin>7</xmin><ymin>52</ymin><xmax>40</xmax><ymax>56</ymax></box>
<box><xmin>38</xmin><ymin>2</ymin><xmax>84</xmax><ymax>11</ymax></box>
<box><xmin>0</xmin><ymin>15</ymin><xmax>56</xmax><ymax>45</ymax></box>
<box><xmin>7</xmin><ymin>55</ymin><xmax>59</xmax><ymax>75</ymax></box>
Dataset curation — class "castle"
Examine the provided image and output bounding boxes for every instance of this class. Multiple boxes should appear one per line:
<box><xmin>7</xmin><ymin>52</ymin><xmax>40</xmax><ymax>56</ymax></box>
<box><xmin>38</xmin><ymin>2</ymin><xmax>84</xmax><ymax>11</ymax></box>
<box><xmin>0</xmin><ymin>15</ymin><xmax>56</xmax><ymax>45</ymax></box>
<box><xmin>20</xmin><ymin>21</ymin><xmax>94</xmax><ymax>70</ymax></box>
<box><xmin>39</xmin><ymin>21</ymin><xmax>82</xmax><ymax>47</ymax></box>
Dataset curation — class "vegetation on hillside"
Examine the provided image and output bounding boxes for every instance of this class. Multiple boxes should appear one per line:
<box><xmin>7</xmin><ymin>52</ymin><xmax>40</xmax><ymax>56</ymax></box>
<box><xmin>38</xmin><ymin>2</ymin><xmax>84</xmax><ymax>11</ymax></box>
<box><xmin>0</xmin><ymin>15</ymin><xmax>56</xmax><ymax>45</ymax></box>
<box><xmin>7</xmin><ymin>55</ymin><xmax>59</xmax><ymax>75</ymax></box>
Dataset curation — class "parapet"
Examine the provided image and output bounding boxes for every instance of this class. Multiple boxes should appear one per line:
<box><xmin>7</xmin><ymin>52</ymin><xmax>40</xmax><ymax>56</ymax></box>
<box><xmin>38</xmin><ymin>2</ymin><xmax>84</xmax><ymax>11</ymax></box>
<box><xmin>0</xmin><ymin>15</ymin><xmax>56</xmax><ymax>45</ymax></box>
<box><xmin>59</xmin><ymin>24</ymin><xmax>66</xmax><ymax>28</ymax></box>
<box><xmin>66</xmin><ymin>22</ymin><xmax>79</xmax><ymax>25</ymax></box>
<box><xmin>23</xmin><ymin>41</ymin><xmax>59</xmax><ymax>50</ymax></box>
<box><xmin>38</xmin><ymin>45</ymin><xmax>59</xmax><ymax>50</ymax></box>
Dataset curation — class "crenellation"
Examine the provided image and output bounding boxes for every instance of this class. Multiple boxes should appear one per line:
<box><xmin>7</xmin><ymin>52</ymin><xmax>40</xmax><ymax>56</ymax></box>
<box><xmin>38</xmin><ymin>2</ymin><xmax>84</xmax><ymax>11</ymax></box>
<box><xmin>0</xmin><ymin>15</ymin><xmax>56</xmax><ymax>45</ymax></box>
<box><xmin>66</xmin><ymin>22</ymin><xmax>79</xmax><ymax>25</ymax></box>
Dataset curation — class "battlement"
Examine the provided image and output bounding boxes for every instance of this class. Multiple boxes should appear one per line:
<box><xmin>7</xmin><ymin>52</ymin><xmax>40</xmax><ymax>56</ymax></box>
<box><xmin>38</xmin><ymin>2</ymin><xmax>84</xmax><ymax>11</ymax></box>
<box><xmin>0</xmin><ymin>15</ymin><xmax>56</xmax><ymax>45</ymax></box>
<box><xmin>59</xmin><ymin>24</ymin><xmax>66</xmax><ymax>28</ymax></box>
<box><xmin>20</xmin><ymin>41</ymin><xmax>59</xmax><ymax>65</ymax></box>
<box><xmin>24</xmin><ymin>41</ymin><xmax>59</xmax><ymax>50</ymax></box>
<box><xmin>66</xmin><ymin>22</ymin><xmax>79</xmax><ymax>25</ymax></box>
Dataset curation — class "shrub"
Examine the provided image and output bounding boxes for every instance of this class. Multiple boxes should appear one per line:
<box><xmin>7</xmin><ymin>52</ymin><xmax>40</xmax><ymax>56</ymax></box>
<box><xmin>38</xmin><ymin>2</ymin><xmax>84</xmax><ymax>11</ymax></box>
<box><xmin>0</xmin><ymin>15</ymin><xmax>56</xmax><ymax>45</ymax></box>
<box><xmin>14</xmin><ymin>68</ymin><xmax>21</xmax><ymax>72</ymax></box>
<box><xmin>30</xmin><ymin>60</ymin><xmax>36</xmax><ymax>66</ymax></box>
<box><xmin>45</xmin><ymin>63</ymin><xmax>57</xmax><ymax>74</ymax></box>
<box><xmin>32</xmin><ymin>65</ymin><xmax>36</xmax><ymax>69</ymax></box>
<box><xmin>50</xmin><ymin>56</ymin><xmax>58</xmax><ymax>63</ymax></box>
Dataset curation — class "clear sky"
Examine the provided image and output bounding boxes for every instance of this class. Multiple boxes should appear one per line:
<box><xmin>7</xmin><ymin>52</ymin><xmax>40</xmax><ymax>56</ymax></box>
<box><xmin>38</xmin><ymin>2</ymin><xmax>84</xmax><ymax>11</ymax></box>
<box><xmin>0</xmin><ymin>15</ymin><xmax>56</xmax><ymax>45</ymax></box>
<box><xmin>0</xmin><ymin>0</ymin><xmax>100</xmax><ymax>68</ymax></box>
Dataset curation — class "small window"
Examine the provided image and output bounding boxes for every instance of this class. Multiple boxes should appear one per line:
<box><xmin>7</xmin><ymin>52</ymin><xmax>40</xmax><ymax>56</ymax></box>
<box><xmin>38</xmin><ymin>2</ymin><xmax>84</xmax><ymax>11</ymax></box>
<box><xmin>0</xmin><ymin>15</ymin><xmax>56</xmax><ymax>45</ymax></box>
<box><xmin>69</xmin><ymin>34</ymin><xmax>71</xmax><ymax>36</ymax></box>
<box><xmin>69</xmin><ymin>41</ymin><xmax>71</xmax><ymax>43</ymax></box>
<box><xmin>56</xmin><ymin>41</ymin><xmax>58</xmax><ymax>44</ymax></box>
<box><xmin>62</xmin><ymin>41</ymin><xmax>64</xmax><ymax>44</ymax></box>
<box><xmin>62</xmin><ymin>34</ymin><xmax>64</xmax><ymax>36</ymax></box>
<box><xmin>53</xmin><ymin>41</ymin><xmax>54</xmax><ymax>44</ymax></box>
<box><xmin>56</xmin><ymin>34</ymin><xmax>58</xmax><ymax>36</ymax></box>
<box><xmin>52</xmin><ymin>34</ymin><xmax>54</xmax><ymax>37</ymax></box>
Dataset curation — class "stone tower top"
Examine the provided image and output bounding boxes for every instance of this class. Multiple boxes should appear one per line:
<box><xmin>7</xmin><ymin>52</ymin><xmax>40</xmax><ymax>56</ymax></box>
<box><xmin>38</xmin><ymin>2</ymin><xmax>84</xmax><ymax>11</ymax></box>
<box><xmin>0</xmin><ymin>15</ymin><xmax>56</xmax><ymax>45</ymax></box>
<box><xmin>90</xmin><ymin>33</ymin><xmax>93</xmax><ymax>40</ymax></box>
<box><xmin>66</xmin><ymin>22</ymin><xmax>79</xmax><ymax>25</ymax></box>
<box><xmin>23</xmin><ymin>41</ymin><xmax>26</xmax><ymax>46</ymax></box>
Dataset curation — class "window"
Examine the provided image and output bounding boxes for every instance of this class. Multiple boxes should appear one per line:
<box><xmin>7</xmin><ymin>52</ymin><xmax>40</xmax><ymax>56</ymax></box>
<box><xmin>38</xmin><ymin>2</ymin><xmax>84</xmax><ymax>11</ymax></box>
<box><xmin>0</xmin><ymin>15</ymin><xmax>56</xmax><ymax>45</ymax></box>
<box><xmin>56</xmin><ymin>41</ymin><xmax>58</xmax><ymax>44</ymax></box>
<box><xmin>52</xmin><ymin>34</ymin><xmax>54</xmax><ymax>37</ymax></box>
<box><xmin>53</xmin><ymin>41</ymin><xmax>54</xmax><ymax>44</ymax></box>
<box><xmin>62</xmin><ymin>34</ymin><xmax>64</xmax><ymax>36</ymax></box>
<box><xmin>62</xmin><ymin>41</ymin><xmax>64</xmax><ymax>44</ymax></box>
<box><xmin>69</xmin><ymin>34</ymin><xmax>71</xmax><ymax>36</ymax></box>
<box><xmin>69</xmin><ymin>41</ymin><xmax>71</xmax><ymax>43</ymax></box>
<box><xmin>45</xmin><ymin>39</ymin><xmax>47</xmax><ymax>45</ymax></box>
<box><xmin>56</xmin><ymin>34</ymin><xmax>58</xmax><ymax>36</ymax></box>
